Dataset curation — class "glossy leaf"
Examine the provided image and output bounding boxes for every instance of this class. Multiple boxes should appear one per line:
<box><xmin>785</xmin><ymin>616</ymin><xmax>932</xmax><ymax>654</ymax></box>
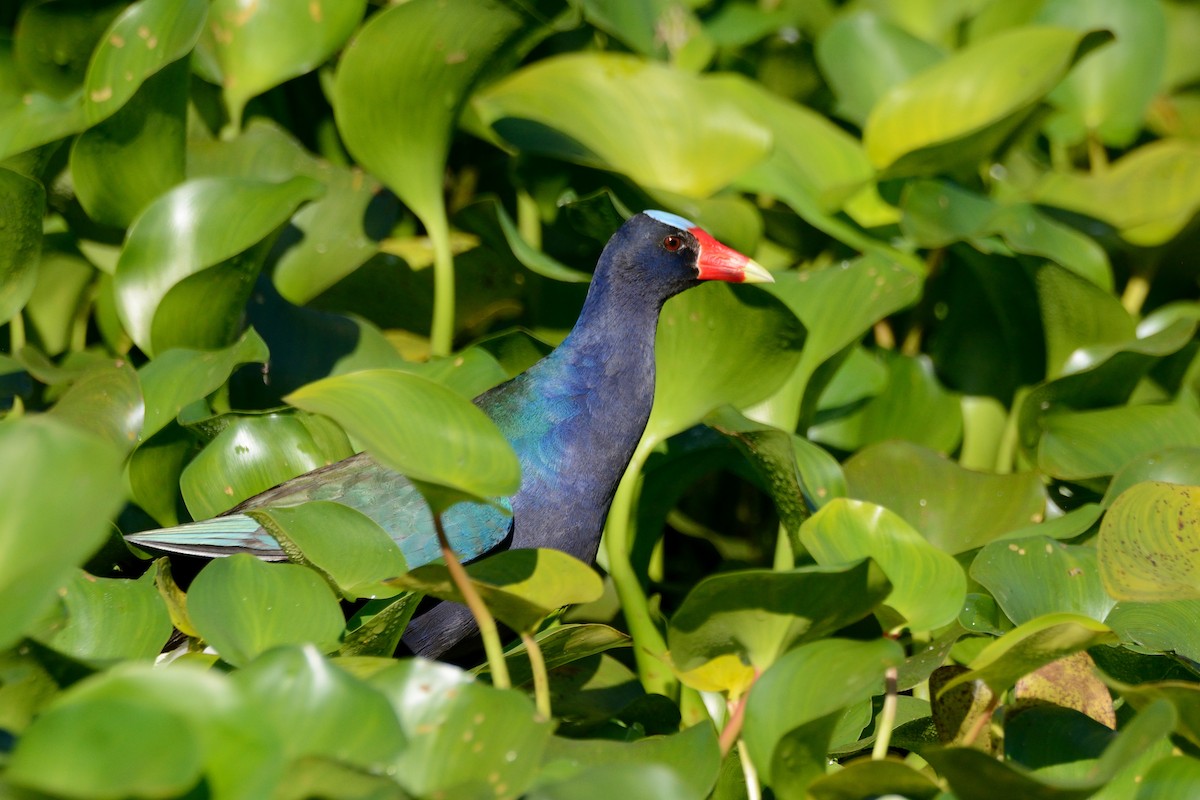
<box><xmin>800</xmin><ymin>498</ymin><xmax>968</xmax><ymax>632</ymax></box>
<box><xmin>668</xmin><ymin>561</ymin><xmax>891</xmax><ymax>695</ymax></box>
<box><xmin>187</xmin><ymin>554</ymin><xmax>345</xmax><ymax>667</ymax></box>
<box><xmin>369</xmin><ymin>658</ymin><xmax>553</xmax><ymax>799</ymax></box>
<box><xmin>232</xmin><ymin>645</ymin><xmax>405</xmax><ymax>768</ymax></box>
<box><xmin>845</xmin><ymin>440</ymin><xmax>1045</xmax><ymax>554</ymax></box>
<box><xmin>808</xmin><ymin>759</ymin><xmax>942</xmax><ymax>800</ymax></box>
<box><xmin>114</xmin><ymin>176</ymin><xmax>323</xmax><ymax>355</ymax></box>
<box><xmin>1104</xmin><ymin>448</ymin><xmax>1200</xmax><ymax>506</ymax></box>
<box><xmin>138</xmin><ymin>328</ymin><xmax>270</xmax><ymax>441</ymax></box>
<box><xmin>205</xmin><ymin>0</ymin><xmax>366</xmax><ymax>126</ymax></box>
<box><xmin>647</xmin><ymin>283</ymin><xmax>805</xmax><ymax>443</ymax></box>
<box><xmin>971</xmin><ymin>536</ymin><xmax>1116</xmax><ymax>626</ymax></box>
<box><xmin>180</xmin><ymin>411</ymin><xmax>354</xmax><ymax>519</ymax></box>
<box><xmin>498</xmin><ymin>624</ymin><xmax>631</xmax><ymax>688</ymax></box>
<box><xmin>0</xmin><ymin>167</ymin><xmax>44</xmax><ymax>325</ymax></box>
<box><xmin>742</xmin><ymin>638</ymin><xmax>905</xmax><ymax>796</ymax></box>
<box><xmin>247</xmin><ymin>501</ymin><xmax>408</xmax><ymax>601</ymax></box>
<box><xmin>940</xmin><ymin>613</ymin><xmax>1120</xmax><ymax>697</ymax></box>
<box><xmin>1099</xmin><ymin>482</ymin><xmax>1200</xmax><ymax>602</ymax></box>
<box><xmin>285</xmin><ymin>369</ymin><xmax>520</xmax><ymax>509</ymax></box>
<box><xmin>1105</xmin><ymin>599</ymin><xmax>1200</xmax><ymax>662</ymax></box>
<box><xmin>864</xmin><ymin>26</ymin><xmax>1098</xmax><ymax>174</ymax></box>
<box><xmin>393</xmin><ymin>548</ymin><xmax>602</xmax><ymax>633</ymax></box>
<box><xmin>30</xmin><ymin>568</ymin><xmax>171</xmax><ymax>665</ymax></box>
<box><xmin>47</xmin><ymin>358</ymin><xmax>143</xmax><ymax>454</ymax></box>
<box><xmin>0</xmin><ymin>416</ymin><xmax>125</xmax><ymax>650</ymax></box>
<box><xmin>474</xmin><ymin>52</ymin><xmax>771</xmax><ymax>199</ymax></box>
<box><xmin>1038</xmin><ymin>403</ymin><xmax>1200</xmax><ymax>481</ymax></box>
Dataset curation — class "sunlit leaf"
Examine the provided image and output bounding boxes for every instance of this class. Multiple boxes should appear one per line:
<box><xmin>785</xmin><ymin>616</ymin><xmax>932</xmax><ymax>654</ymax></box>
<box><xmin>971</xmin><ymin>536</ymin><xmax>1116</xmax><ymax>625</ymax></box>
<box><xmin>1099</xmin><ymin>482</ymin><xmax>1200</xmax><ymax>602</ymax></box>
<box><xmin>0</xmin><ymin>167</ymin><xmax>44</xmax><ymax>325</ymax></box>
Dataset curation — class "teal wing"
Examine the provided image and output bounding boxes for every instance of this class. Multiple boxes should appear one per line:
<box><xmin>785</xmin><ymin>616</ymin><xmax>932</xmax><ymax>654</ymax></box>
<box><xmin>125</xmin><ymin>453</ymin><xmax>513</xmax><ymax>566</ymax></box>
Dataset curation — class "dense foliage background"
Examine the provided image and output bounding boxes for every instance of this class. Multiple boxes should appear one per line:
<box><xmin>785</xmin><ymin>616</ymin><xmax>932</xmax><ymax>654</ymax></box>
<box><xmin>3</xmin><ymin>0</ymin><xmax>1200</xmax><ymax>797</ymax></box>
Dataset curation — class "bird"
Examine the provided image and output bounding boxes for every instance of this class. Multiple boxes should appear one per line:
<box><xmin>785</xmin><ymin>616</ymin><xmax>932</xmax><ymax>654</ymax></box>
<box><xmin>126</xmin><ymin>210</ymin><xmax>773</xmax><ymax>657</ymax></box>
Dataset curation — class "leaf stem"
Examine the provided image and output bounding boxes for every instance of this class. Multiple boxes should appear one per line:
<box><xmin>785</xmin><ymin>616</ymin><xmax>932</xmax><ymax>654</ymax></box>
<box><xmin>871</xmin><ymin>665</ymin><xmax>899</xmax><ymax>760</ymax></box>
<box><xmin>433</xmin><ymin>510</ymin><xmax>510</xmax><ymax>689</ymax></box>
<box><xmin>738</xmin><ymin>739</ymin><xmax>762</xmax><ymax>800</ymax></box>
<box><xmin>720</xmin><ymin>690</ymin><xmax>751</xmax><ymax>757</ymax></box>
<box><xmin>604</xmin><ymin>438</ymin><xmax>675</xmax><ymax>696</ymax></box>
<box><xmin>429</xmin><ymin>219</ymin><xmax>455</xmax><ymax>357</ymax></box>
<box><xmin>520</xmin><ymin>630</ymin><xmax>551</xmax><ymax>719</ymax></box>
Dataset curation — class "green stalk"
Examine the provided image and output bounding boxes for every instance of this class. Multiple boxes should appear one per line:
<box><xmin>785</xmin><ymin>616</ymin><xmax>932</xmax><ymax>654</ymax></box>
<box><xmin>516</xmin><ymin>189</ymin><xmax>541</xmax><ymax>250</ymax></box>
<box><xmin>433</xmin><ymin>511</ymin><xmax>510</xmax><ymax>689</ymax></box>
<box><xmin>738</xmin><ymin>740</ymin><xmax>762</xmax><ymax>800</ymax></box>
<box><xmin>429</xmin><ymin>219</ymin><xmax>455</xmax><ymax>357</ymax></box>
<box><xmin>604</xmin><ymin>438</ymin><xmax>676</xmax><ymax>696</ymax></box>
<box><xmin>520</xmin><ymin>630</ymin><xmax>551</xmax><ymax>719</ymax></box>
<box><xmin>871</xmin><ymin>665</ymin><xmax>899</xmax><ymax>760</ymax></box>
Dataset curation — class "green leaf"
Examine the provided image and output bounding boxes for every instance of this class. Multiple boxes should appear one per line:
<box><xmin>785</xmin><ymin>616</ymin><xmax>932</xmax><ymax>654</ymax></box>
<box><xmin>1134</xmin><ymin>756</ymin><xmax>1200</xmax><ymax>799</ymax></box>
<box><xmin>1031</xmin><ymin>140</ymin><xmax>1200</xmax><ymax>246</ymax></box>
<box><xmin>285</xmin><ymin>369</ymin><xmax>520</xmax><ymax>510</ymax></box>
<box><xmin>808</xmin><ymin>759</ymin><xmax>942</xmax><ymax>800</ymax></box>
<box><xmin>647</xmin><ymin>283</ymin><xmax>805</xmax><ymax>444</ymax></box>
<box><xmin>1037</xmin><ymin>0</ymin><xmax>1167</xmax><ymax>147</ymax></box>
<box><xmin>845</xmin><ymin>440</ymin><xmax>1046</xmax><ymax>554</ymax></box>
<box><xmin>667</xmin><ymin>561</ymin><xmax>891</xmax><ymax>696</ymax></box>
<box><xmin>538</xmin><ymin>723</ymin><xmax>720</xmax><ymax>800</ymax></box>
<box><xmin>864</xmin><ymin>26</ymin><xmax>1101</xmax><ymax>174</ymax></box>
<box><xmin>742</xmin><ymin>638</ymin><xmax>905</xmax><ymax>797</ymax></box>
<box><xmin>971</xmin><ymin>536</ymin><xmax>1116</xmax><ymax>626</ymax></box>
<box><xmin>800</xmin><ymin>498</ymin><xmax>968</xmax><ymax>632</ymax></box>
<box><xmin>30</xmin><ymin>569</ymin><xmax>172</xmax><ymax>665</ymax></box>
<box><xmin>1038</xmin><ymin>403</ymin><xmax>1200</xmax><ymax>481</ymax></box>
<box><xmin>137</xmin><ymin>328</ymin><xmax>270</xmax><ymax>441</ymax></box>
<box><xmin>393</xmin><ymin>548</ymin><xmax>602</xmax><ymax>633</ymax></box>
<box><xmin>1104</xmin><ymin>448</ymin><xmax>1200</xmax><ymax>506</ymax></box>
<box><xmin>179</xmin><ymin>411</ymin><xmax>354</xmax><ymax>519</ymax></box>
<box><xmin>187</xmin><ymin>554</ymin><xmax>345</xmax><ymax>667</ymax></box>
<box><xmin>940</xmin><ymin>613</ymin><xmax>1119</xmax><ymax>696</ymax></box>
<box><xmin>1099</xmin><ymin>482</ymin><xmax>1200</xmax><ymax>602</ymax></box>
<box><xmin>113</xmin><ymin>175</ymin><xmax>323</xmax><ymax>356</ymax></box>
<box><xmin>0</xmin><ymin>416</ymin><xmax>125</xmax><ymax>650</ymax></box>
<box><xmin>232</xmin><ymin>645</ymin><xmax>406</xmax><ymax>769</ymax></box>
<box><xmin>1030</xmin><ymin>260</ymin><xmax>1135</xmax><ymax>379</ymax></box>
<box><xmin>815</xmin><ymin>11</ymin><xmax>945</xmax><ymax>127</ymax></box>
<box><xmin>203</xmin><ymin>0</ymin><xmax>367</xmax><ymax>127</ymax></box>
<box><xmin>369</xmin><ymin>658</ymin><xmax>554</xmax><ymax>799</ymax></box>
<box><xmin>473</xmin><ymin>52</ymin><xmax>771</xmax><ymax>199</ymax></box>
<box><xmin>47</xmin><ymin>358</ymin><xmax>143</xmax><ymax>454</ymax></box>
<box><xmin>496</xmin><ymin>624</ymin><xmax>631</xmax><ymax>688</ymax></box>
<box><xmin>0</xmin><ymin>167</ymin><xmax>44</xmax><ymax>325</ymax></box>
<box><xmin>1106</xmin><ymin>599</ymin><xmax>1200</xmax><ymax>662</ymax></box>
<box><xmin>247</xmin><ymin>501</ymin><xmax>408</xmax><ymax>601</ymax></box>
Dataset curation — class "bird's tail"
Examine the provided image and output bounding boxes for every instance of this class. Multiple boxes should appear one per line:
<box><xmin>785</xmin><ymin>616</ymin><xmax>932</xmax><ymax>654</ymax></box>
<box><xmin>124</xmin><ymin>515</ymin><xmax>286</xmax><ymax>561</ymax></box>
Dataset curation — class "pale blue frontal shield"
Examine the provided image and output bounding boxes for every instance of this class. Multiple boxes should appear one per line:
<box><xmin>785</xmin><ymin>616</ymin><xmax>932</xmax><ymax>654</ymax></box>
<box><xmin>644</xmin><ymin>209</ymin><xmax>699</xmax><ymax>231</ymax></box>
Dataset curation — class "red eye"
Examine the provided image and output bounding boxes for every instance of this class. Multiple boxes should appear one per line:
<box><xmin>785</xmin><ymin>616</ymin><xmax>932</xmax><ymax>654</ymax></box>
<box><xmin>662</xmin><ymin>235</ymin><xmax>683</xmax><ymax>252</ymax></box>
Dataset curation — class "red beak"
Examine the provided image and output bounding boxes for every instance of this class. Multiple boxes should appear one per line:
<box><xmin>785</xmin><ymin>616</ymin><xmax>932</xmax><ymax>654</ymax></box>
<box><xmin>690</xmin><ymin>227</ymin><xmax>773</xmax><ymax>284</ymax></box>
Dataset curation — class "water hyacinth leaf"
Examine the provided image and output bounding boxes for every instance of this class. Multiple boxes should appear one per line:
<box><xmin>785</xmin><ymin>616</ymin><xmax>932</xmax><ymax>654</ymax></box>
<box><xmin>1135</xmin><ymin>756</ymin><xmax>1200</xmax><ymax>798</ymax></box>
<box><xmin>138</xmin><ymin>328</ymin><xmax>270</xmax><ymax>441</ymax></box>
<box><xmin>474</xmin><ymin>52</ymin><xmax>771</xmax><ymax>199</ymax></box>
<box><xmin>528</xmin><ymin>764</ymin><xmax>697</xmax><ymax>800</ymax></box>
<box><xmin>808</xmin><ymin>759</ymin><xmax>942</xmax><ymax>800</ymax></box>
<box><xmin>800</xmin><ymin>498</ymin><xmax>967</xmax><ymax>632</ymax></box>
<box><xmin>1038</xmin><ymin>404</ymin><xmax>1200</xmax><ymax>481</ymax></box>
<box><xmin>246</xmin><ymin>502</ymin><xmax>408</xmax><ymax>601</ymax></box>
<box><xmin>127</xmin><ymin>424</ymin><xmax>192</xmax><ymax>527</ymax></box>
<box><xmin>939</xmin><ymin>613</ymin><xmax>1119</xmax><ymax>697</ymax></box>
<box><xmin>1110</xmin><ymin>680</ymin><xmax>1200</xmax><ymax>749</ymax></box>
<box><xmin>1031</xmin><ymin>140</ymin><xmax>1200</xmax><ymax>246</ymax></box>
<box><xmin>393</xmin><ymin>548</ymin><xmax>602</xmax><ymax>633</ymax></box>
<box><xmin>864</xmin><ymin>26</ymin><xmax>1101</xmax><ymax>174</ymax></box>
<box><xmin>70</xmin><ymin>58</ymin><xmax>187</xmax><ymax>228</ymax></box>
<box><xmin>538</xmin><ymin>722</ymin><xmax>719</xmax><ymax>799</ymax></box>
<box><xmin>456</xmin><ymin>196</ymin><xmax>593</xmax><ymax>284</ymax></box>
<box><xmin>187</xmin><ymin>554</ymin><xmax>345</xmax><ymax>667</ymax></box>
<box><xmin>647</xmin><ymin>283</ymin><xmax>805</xmax><ymax>444</ymax></box>
<box><xmin>1030</xmin><ymin>260</ymin><xmax>1135</xmax><ymax>379</ymax></box>
<box><xmin>1013</xmin><ymin>651</ymin><xmax>1116</xmax><ymax>730</ymax></box>
<box><xmin>667</xmin><ymin>561</ymin><xmax>891</xmax><ymax>696</ymax></box>
<box><xmin>340</xmin><ymin>593</ymin><xmax>422</xmax><ymax>658</ymax></box>
<box><xmin>497</xmin><ymin>624</ymin><xmax>631</xmax><ymax>688</ymax></box>
<box><xmin>845</xmin><ymin>440</ymin><xmax>1045</xmax><ymax>554</ymax></box>
<box><xmin>285</xmin><ymin>369</ymin><xmax>520</xmax><ymax>507</ymax></box>
<box><xmin>12</xmin><ymin>1</ymin><xmax>119</xmax><ymax>97</ymax></box>
<box><xmin>81</xmin><ymin>0</ymin><xmax>207</xmax><ymax>126</ymax></box>
<box><xmin>0</xmin><ymin>416</ymin><xmax>126</xmax><ymax>650</ymax></box>
<box><xmin>971</xmin><ymin>537</ymin><xmax>1116</xmax><ymax>626</ymax></box>
<box><xmin>1105</xmin><ymin>599</ymin><xmax>1200</xmax><ymax>662</ymax></box>
<box><xmin>204</xmin><ymin>0</ymin><xmax>367</xmax><ymax>127</ymax></box>
<box><xmin>1098</xmin><ymin>482</ymin><xmax>1200</xmax><ymax>602</ymax></box>
<box><xmin>0</xmin><ymin>168</ymin><xmax>44</xmax><ymax>325</ymax></box>
<box><xmin>232</xmin><ymin>645</ymin><xmax>406</xmax><ymax>769</ymax></box>
<box><xmin>742</xmin><ymin>638</ymin><xmax>905</xmax><ymax>794</ymax></box>
<box><xmin>30</xmin><ymin>568</ymin><xmax>171</xmax><ymax>665</ymax></box>
<box><xmin>1037</xmin><ymin>0</ymin><xmax>1167</xmax><ymax>148</ymax></box>
<box><xmin>369</xmin><ymin>659</ymin><xmax>554</xmax><ymax>799</ymax></box>
<box><xmin>180</xmin><ymin>411</ymin><xmax>354</xmax><ymax>519</ymax></box>
<box><xmin>1104</xmin><ymin>448</ymin><xmax>1200</xmax><ymax>506</ymax></box>
<box><xmin>113</xmin><ymin>176</ymin><xmax>323</xmax><ymax>355</ymax></box>
<box><xmin>47</xmin><ymin>358</ymin><xmax>144</xmax><ymax>454</ymax></box>
<box><xmin>815</xmin><ymin>11</ymin><xmax>945</xmax><ymax>126</ymax></box>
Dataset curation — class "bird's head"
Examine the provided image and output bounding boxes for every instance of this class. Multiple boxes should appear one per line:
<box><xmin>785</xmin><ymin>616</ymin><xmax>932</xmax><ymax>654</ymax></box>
<box><xmin>599</xmin><ymin>210</ymin><xmax>773</xmax><ymax>301</ymax></box>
